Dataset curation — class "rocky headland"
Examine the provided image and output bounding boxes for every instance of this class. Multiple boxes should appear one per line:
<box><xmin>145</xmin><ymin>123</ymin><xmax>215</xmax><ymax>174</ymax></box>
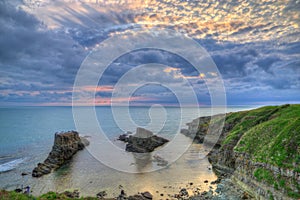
<box><xmin>182</xmin><ymin>104</ymin><xmax>300</xmax><ymax>199</ymax></box>
<box><xmin>32</xmin><ymin>131</ymin><xmax>89</xmax><ymax>177</ymax></box>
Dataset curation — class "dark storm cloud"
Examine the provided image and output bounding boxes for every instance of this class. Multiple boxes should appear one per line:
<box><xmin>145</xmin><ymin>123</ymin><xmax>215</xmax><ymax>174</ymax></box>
<box><xmin>0</xmin><ymin>0</ymin><xmax>299</xmax><ymax>105</ymax></box>
<box><xmin>0</xmin><ymin>1</ymin><xmax>87</xmax><ymax>105</ymax></box>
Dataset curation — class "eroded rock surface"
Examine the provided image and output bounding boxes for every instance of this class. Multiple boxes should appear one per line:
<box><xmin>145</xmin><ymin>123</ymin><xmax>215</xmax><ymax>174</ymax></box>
<box><xmin>119</xmin><ymin>128</ymin><xmax>169</xmax><ymax>153</ymax></box>
<box><xmin>32</xmin><ymin>131</ymin><xmax>88</xmax><ymax>177</ymax></box>
<box><xmin>183</xmin><ymin>104</ymin><xmax>300</xmax><ymax>200</ymax></box>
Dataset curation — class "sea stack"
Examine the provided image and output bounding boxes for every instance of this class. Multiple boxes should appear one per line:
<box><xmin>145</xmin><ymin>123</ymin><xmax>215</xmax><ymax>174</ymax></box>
<box><xmin>120</xmin><ymin>127</ymin><xmax>169</xmax><ymax>153</ymax></box>
<box><xmin>32</xmin><ymin>131</ymin><xmax>88</xmax><ymax>177</ymax></box>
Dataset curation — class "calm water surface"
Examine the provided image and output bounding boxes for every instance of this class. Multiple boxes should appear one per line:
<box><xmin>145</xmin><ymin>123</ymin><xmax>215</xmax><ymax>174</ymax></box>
<box><xmin>0</xmin><ymin>106</ymin><xmax>254</xmax><ymax>198</ymax></box>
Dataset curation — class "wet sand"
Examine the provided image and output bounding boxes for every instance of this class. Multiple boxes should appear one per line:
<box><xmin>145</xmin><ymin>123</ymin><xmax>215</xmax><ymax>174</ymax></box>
<box><xmin>9</xmin><ymin>135</ymin><xmax>217</xmax><ymax>199</ymax></box>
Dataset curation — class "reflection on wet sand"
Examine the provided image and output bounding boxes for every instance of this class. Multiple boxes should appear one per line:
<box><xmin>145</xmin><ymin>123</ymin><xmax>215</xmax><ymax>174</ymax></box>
<box><xmin>132</xmin><ymin>153</ymin><xmax>152</xmax><ymax>173</ymax></box>
<box><xmin>29</xmin><ymin>136</ymin><xmax>217</xmax><ymax>199</ymax></box>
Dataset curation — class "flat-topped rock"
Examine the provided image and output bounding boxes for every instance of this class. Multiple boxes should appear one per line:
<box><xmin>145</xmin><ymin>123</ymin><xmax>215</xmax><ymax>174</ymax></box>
<box><xmin>120</xmin><ymin>128</ymin><xmax>169</xmax><ymax>153</ymax></box>
<box><xmin>32</xmin><ymin>131</ymin><xmax>88</xmax><ymax>177</ymax></box>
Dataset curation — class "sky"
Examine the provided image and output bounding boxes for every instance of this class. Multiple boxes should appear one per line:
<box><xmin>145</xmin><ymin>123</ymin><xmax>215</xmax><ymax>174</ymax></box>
<box><xmin>0</xmin><ymin>0</ymin><xmax>299</xmax><ymax>106</ymax></box>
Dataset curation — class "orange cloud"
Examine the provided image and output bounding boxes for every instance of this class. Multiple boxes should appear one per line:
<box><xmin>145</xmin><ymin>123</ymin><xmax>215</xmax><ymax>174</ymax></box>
<box><xmin>82</xmin><ymin>85</ymin><xmax>114</xmax><ymax>92</ymax></box>
<box><xmin>73</xmin><ymin>96</ymin><xmax>154</xmax><ymax>106</ymax></box>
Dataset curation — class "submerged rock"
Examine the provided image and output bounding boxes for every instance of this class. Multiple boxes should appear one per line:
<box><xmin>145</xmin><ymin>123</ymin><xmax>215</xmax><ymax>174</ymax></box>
<box><xmin>122</xmin><ymin>128</ymin><xmax>169</xmax><ymax>153</ymax></box>
<box><xmin>152</xmin><ymin>155</ymin><xmax>168</xmax><ymax>166</ymax></box>
<box><xmin>32</xmin><ymin>131</ymin><xmax>88</xmax><ymax>177</ymax></box>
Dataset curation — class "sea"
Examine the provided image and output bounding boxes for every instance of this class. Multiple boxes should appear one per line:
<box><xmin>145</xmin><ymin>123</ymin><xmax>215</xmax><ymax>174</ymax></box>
<box><xmin>0</xmin><ymin>106</ymin><xmax>255</xmax><ymax>198</ymax></box>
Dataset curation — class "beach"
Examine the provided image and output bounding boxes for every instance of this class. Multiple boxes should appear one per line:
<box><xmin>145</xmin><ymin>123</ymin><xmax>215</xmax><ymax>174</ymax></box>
<box><xmin>0</xmin><ymin>106</ymin><xmax>253</xmax><ymax>198</ymax></box>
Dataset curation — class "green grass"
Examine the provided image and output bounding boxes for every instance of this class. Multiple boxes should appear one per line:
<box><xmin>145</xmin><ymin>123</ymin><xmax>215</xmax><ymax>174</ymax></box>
<box><xmin>254</xmin><ymin>168</ymin><xmax>275</xmax><ymax>184</ymax></box>
<box><xmin>212</xmin><ymin>104</ymin><xmax>300</xmax><ymax>199</ymax></box>
<box><xmin>222</xmin><ymin>105</ymin><xmax>281</xmax><ymax>145</ymax></box>
<box><xmin>233</xmin><ymin>104</ymin><xmax>300</xmax><ymax>168</ymax></box>
<box><xmin>0</xmin><ymin>190</ymin><xmax>100</xmax><ymax>200</ymax></box>
<box><xmin>287</xmin><ymin>190</ymin><xmax>300</xmax><ymax>199</ymax></box>
<box><xmin>0</xmin><ymin>190</ymin><xmax>34</xmax><ymax>200</ymax></box>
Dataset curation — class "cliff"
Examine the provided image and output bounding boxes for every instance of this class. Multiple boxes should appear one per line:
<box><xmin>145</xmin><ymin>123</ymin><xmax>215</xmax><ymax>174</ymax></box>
<box><xmin>32</xmin><ymin>131</ymin><xmax>89</xmax><ymax>177</ymax></box>
<box><xmin>183</xmin><ymin>104</ymin><xmax>300</xmax><ymax>199</ymax></box>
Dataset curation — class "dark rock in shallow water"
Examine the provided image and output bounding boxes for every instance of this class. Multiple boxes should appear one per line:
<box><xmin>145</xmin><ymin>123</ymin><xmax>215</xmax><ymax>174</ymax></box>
<box><xmin>121</xmin><ymin>128</ymin><xmax>169</xmax><ymax>153</ymax></box>
<box><xmin>118</xmin><ymin>134</ymin><xmax>130</xmax><ymax>143</ymax></box>
<box><xmin>32</xmin><ymin>131</ymin><xmax>88</xmax><ymax>177</ymax></box>
<box><xmin>152</xmin><ymin>155</ymin><xmax>168</xmax><ymax>166</ymax></box>
<box><xmin>62</xmin><ymin>190</ymin><xmax>80</xmax><ymax>198</ymax></box>
<box><xmin>141</xmin><ymin>191</ymin><xmax>153</xmax><ymax>199</ymax></box>
<box><xmin>127</xmin><ymin>191</ymin><xmax>153</xmax><ymax>200</ymax></box>
<box><xmin>21</xmin><ymin>172</ymin><xmax>29</xmax><ymax>176</ymax></box>
<box><xmin>96</xmin><ymin>190</ymin><xmax>107</xmax><ymax>198</ymax></box>
<box><xmin>179</xmin><ymin>188</ymin><xmax>189</xmax><ymax>197</ymax></box>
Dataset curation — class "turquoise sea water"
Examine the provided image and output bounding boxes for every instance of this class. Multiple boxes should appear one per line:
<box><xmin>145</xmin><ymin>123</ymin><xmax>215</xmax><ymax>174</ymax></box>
<box><xmin>0</xmin><ymin>106</ymin><xmax>254</xmax><ymax>197</ymax></box>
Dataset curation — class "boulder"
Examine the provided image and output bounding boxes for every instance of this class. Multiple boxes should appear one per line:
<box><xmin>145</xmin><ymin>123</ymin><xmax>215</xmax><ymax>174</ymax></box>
<box><xmin>96</xmin><ymin>191</ymin><xmax>107</xmax><ymax>199</ymax></box>
<box><xmin>32</xmin><ymin>131</ymin><xmax>88</xmax><ymax>177</ymax></box>
<box><xmin>141</xmin><ymin>191</ymin><xmax>153</xmax><ymax>199</ymax></box>
<box><xmin>128</xmin><ymin>191</ymin><xmax>153</xmax><ymax>200</ymax></box>
<box><xmin>62</xmin><ymin>190</ymin><xmax>80</xmax><ymax>198</ymax></box>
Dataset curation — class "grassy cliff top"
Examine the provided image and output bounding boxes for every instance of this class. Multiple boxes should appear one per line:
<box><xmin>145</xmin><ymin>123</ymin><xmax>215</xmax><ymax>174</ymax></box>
<box><xmin>223</xmin><ymin>104</ymin><xmax>300</xmax><ymax>170</ymax></box>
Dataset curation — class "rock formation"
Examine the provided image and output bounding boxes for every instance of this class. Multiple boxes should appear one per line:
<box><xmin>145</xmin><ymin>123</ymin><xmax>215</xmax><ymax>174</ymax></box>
<box><xmin>182</xmin><ymin>104</ymin><xmax>300</xmax><ymax>200</ymax></box>
<box><xmin>127</xmin><ymin>191</ymin><xmax>153</xmax><ymax>200</ymax></box>
<box><xmin>32</xmin><ymin>131</ymin><xmax>88</xmax><ymax>177</ymax></box>
<box><xmin>119</xmin><ymin>127</ymin><xmax>169</xmax><ymax>153</ymax></box>
<box><xmin>180</xmin><ymin>116</ymin><xmax>211</xmax><ymax>143</ymax></box>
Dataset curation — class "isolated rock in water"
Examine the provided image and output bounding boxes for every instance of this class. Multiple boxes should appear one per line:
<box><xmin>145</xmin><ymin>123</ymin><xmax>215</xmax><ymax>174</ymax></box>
<box><xmin>32</xmin><ymin>131</ymin><xmax>88</xmax><ymax>177</ymax></box>
<box><xmin>124</xmin><ymin>127</ymin><xmax>169</xmax><ymax>153</ymax></box>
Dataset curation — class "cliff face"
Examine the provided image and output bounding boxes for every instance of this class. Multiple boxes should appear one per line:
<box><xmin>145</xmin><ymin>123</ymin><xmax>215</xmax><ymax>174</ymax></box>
<box><xmin>32</xmin><ymin>131</ymin><xmax>88</xmax><ymax>177</ymax></box>
<box><xmin>183</xmin><ymin>104</ymin><xmax>300</xmax><ymax>199</ymax></box>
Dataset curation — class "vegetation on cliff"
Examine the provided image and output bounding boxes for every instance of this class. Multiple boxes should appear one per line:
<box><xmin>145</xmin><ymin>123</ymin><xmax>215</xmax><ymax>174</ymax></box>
<box><xmin>193</xmin><ymin>104</ymin><xmax>300</xmax><ymax>199</ymax></box>
<box><xmin>223</xmin><ymin>104</ymin><xmax>300</xmax><ymax>169</ymax></box>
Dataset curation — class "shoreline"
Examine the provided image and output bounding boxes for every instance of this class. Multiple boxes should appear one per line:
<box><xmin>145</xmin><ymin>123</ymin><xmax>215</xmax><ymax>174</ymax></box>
<box><xmin>1</xmin><ymin>104</ymin><xmax>299</xmax><ymax>199</ymax></box>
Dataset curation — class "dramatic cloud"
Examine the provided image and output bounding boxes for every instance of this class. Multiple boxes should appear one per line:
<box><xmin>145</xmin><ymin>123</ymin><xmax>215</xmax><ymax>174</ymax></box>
<box><xmin>0</xmin><ymin>0</ymin><xmax>299</xmax><ymax>106</ymax></box>
<box><xmin>0</xmin><ymin>1</ymin><xmax>87</xmax><ymax>105</ymax></box>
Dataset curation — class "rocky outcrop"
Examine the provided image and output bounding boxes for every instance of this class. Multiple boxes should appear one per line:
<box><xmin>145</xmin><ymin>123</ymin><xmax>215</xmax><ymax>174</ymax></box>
<box><xmin>32</xmin><ymin>131</ymin><xmax>88</xmax><ymax>177</ymax></box>
<box><xmin>119</xmin><ymin>127</ymin><xmax>169</xmax><ymax>153</ymax></box>
<box><xmin>180</xmin><ymin>116</ymin><xmax>211</xmax><ymax>143</ymax></box>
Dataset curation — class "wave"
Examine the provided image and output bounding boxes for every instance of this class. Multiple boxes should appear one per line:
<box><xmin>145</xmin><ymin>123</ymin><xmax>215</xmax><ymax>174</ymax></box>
<box><xmin>0</xmin><ymin>158</ymin><xmax>25</xmax><ymax>173</ymax></box>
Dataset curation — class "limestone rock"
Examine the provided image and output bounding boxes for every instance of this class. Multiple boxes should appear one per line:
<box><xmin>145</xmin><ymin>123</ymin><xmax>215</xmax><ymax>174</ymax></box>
<box><xmin>32</xmin><ymin>131</ymin><xmax>88</xmax><ymax>177</ymax></box>
<box><xmin>180</xmin><ymin>116</ymin><xmax>211</xmax><ymax>143</ymax></box>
